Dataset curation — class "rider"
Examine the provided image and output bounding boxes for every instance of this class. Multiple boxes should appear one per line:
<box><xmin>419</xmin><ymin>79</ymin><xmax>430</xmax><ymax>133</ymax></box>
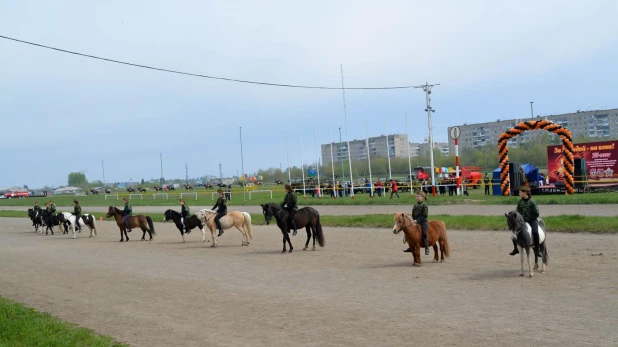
<box><xmin>73</xmin><ymin>199</ymin><xmax>82</xmax><ymax>233</ymax></box>
<box><xmin>48</xmin><ymin>200</ymin><xmax>57</xmax><ymax>215</ymax></box>
<box><xmin>180</xmin><ymin>199</ymin><xmax>190</xmax><ymax>233</ymax></box>
<box><xmin>281</xmin><ymin>184</ymin><xmax>298</xmax><ymax>236</ymax></box>
<box><xmin>405</xmin><ymin>191</ymin><xmax>429</xmax><ymax>255</ymax></box>
<box><xmin>122</xmin><ymin>197</ymin><xmax>132</xmax><ymax>232</ymax></box>
<box><xmin>511</xmin><ymin>185</ymin><xmax>542</xmax><ymax>257</ymax></box>
<box><xmin>212</xmin><ymin>189</ymin><xmax>227</xmax><ymax>236</ymax></box>
<box><xmin>33</xmin><ymin>201</ymin><xmax>42</xmax><ymax>226</ymax></box>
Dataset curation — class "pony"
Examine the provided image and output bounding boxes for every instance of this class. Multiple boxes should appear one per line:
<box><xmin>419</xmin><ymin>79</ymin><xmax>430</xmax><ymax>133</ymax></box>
<box><xmin>28</xmin><ymin>208</ymin><xmax>46</xmax><ymax>233</ymax></box>
<box><xmin>163</xmin><ymin>209</ymin><xmax>206</xmax><ymax>242</ymax></box>
<box><xmin>184</xmin><ymin>185</ymin><xmax>193</xmax><ymax>190</ymax></box>
<box><xmin>196</xmin><ymin>209</ymin><xmax>253</xmax><ymax>247</ymax></box>
<box><xmin>105</xmin><ymin>189</ymin><xmax>111</xmax><ymax>194</ymax></box>
<box><xmin>138</xmin><ymin>187</ymin><xmax>148</xmax><ymax>193</ymax></box>
<box><xmin>127</xmin><ymin>188</ymin><xmax>135</xmax><ymax>193</ymax></box>
<box><xmin>261</xmin><ymin>203</ymin><xmax>325</xmax><ymax>253</ymax></box>
<box><xmin>505</xmin><ymin>211</ymin><xmax>549</xmax><ymax>277</ymax></box>
<box><xmin>90</xmin><ymin>189</ymin><xmax>99</xmax><ymax>195</ymax></box>
<box><xmin>39</xmin><ymin>210</ymin><xmax>67</xmax><ymax>235</ymax></box>
<box><xmin>57</xmin><ymin>212</ymin><xmax>98</xmax><ymax>239</ymax></box>
<box><xmin>392</xmin><ymin>213</ymin><xmax>450</xmax><ymax>267</ymax></box>
<box><xmin>166</xmin><ymin>185</ymin><xmax>176</xmax><ymax>191</ymax></box>
<box><xmin>275</xmin><ymin>180</ymin><xmax>284</xmax><ymax>185</ymax></box>
<box><xmin>106</xmin><ymin>206</ymin><xmax>155</xmax><ymax>242</ymax></box>
<box><xmin>154</xmin><ymin>186</ymin><xmax>163</xmax><ymax>191</ymax></box>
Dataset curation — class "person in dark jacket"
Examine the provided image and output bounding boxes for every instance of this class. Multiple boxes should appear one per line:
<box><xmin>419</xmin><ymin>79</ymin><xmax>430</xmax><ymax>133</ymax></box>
<box><xmin>281</xmin><ymin>184</ymin><xmax>298</xmax><ymax>236</ymax></box>
<box><xmin>511</xmin><ymin>185</ymin><xmax>542</xmax><ymax>257</ymax></box>
<box><xmin>212</xmin><ymin>189</ymin><xmax>227</xmax><ymax>236</ymax></box>
<box><xmin>404</xmin><ymin>191</ymin><xmax>429</xmax><ymax>255</ymax></box>
<box><xmin>123</xmin><ymin>197</ymin><xmax>132</xmax><ymax>232</ymax></box>
<box><xmin>180</xmin><ymin>199</ymin><xmax>190</xmax><ymax>233</ymax></box>
<box><xmin>73</xmin><ymin>199</ymin><xmax>82</xmax><ymax>233</ymax></box>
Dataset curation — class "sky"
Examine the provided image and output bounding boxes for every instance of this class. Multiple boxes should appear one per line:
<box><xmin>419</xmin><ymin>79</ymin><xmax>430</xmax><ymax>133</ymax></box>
<box><xmin>1</xmin><ymin>0</ymin><xmax>618</xmax><ymax>188</ymax></box>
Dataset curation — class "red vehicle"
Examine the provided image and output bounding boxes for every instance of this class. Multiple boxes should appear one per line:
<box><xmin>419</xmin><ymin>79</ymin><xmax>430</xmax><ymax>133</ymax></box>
<box><xmin>4</xmin><ymin>191</ymin><xmax>29</xmax><ymax>198</ymax></box>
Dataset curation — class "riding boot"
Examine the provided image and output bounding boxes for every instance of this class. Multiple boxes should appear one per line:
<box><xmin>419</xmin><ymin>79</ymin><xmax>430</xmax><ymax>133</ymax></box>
<box><xmin>531</xmin><ymin>222</ymin><xmax>543</xmax><ymax>257</ymax></box>
<box><xmin>422</xmin><ymin>222</ymin><xmax>429</xmax><ymax>255</ymax></box>
<box><xmin>125</xmin><ymin>223</ymin><xmax>132</xmax><ymax>233</ymax></box>
<box><xmin>509</xmin><ymin>239</ymin><xmax>519</xmax><ymax>256</ymax></box>
<box><xmin>403</xmin><ymin>248</ymin><xmax>412</xmax><ymax>252</ymax></box>
<box><xmin>291</xmin><ymin>221</ymin><xmax>298</xmax><ymax>236</ymax></box>
<box><xmin>216</xmin><ymin>222</ymin><xmax>224</xmax><ymax>236</ymax></box>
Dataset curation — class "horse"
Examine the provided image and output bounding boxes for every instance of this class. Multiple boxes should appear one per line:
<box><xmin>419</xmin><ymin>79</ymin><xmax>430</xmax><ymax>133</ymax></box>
<box><xmin>127</xmin><ymin>188</ymin><xmax>136</xmax><ymax>193</ymax></box>
<box><xmin>57</xmin><ymin>212</ymin><xmax>98</xmax><ymax>239</ymax></box>
<box><xmin>106</xmin><ymin>206</ymin><xmax>155</xmax><ymax>242</ymax></box>
<box><xmin>204</xmin><ymin>183</ymin><xmax>213</xmax><ymax>189</ymax></box>
<box><xmin>163</xmin><ymin>209</ymin><xmax>206</xmax><ymax>243</ymax></box>
<box><xmin>275</xmin><ymin>180</ymin><xmax>283</xmax><ymax>185</ymax></box>
<box><xmin>167</xmin><ymin>185</ymin><xmax>176</xmax><ymax>191</ymax></box>
<box><xmin>261</xmin><ymin>203</ymin><xmax>325</xmax><ymax>253</ymax></box>
<box><xmin>39</xmin><ymin>210</ymin><xmax>68</xmax><ymax>235</ymax></box>
<box><xmin>505</xmin><ymin>211</ymin><xmax>549</xmax><ymax>277</ymax></box>
<box><xmin>138</xmin><ymin>187</ymin><xmax>148</xmax><ymax>193</ymax></box>
<box><xmin>90</xmin><ymin>189</ymin><xmax>99</xmax><ymax>195</ymax></box>
<box><xmin>154</xmin><ymin>186</ymin><xmax>163</xmax><ymax>192</ymax></box>
<box><xmin>28</xmin><ymin>208</ymin><xmax>44</xmax><ymax>233</ymax></box>
<box><xmin>184</xmin><ymin>185</ymin><xmax>193</xmax><ymax>190</ymax></box>
<box><xmin>392</xmin><ymin>213</ymin><xmax>450</xmax><ymax>267</ymax></box>
<box><xmin>105</xmin><ymin>189</ymin><xmax>111</xmax><ymax>194</ymax></box>
<box><xmin>196</xmin><ymin>209</ymin><xmax>253</xmax><ymax>247</ymax></box>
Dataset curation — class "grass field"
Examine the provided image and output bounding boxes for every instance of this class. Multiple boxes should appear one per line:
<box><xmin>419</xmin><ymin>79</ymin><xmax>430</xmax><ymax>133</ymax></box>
<box><xmin>0</xmin><ymin>296</ymin><xmax>128</xmax><ymax>347</ymax></box>
<box><xmin>1</xmin><ymin>186</ymin><xmax>617</xmax><ymax>207</ymax></box>
<box><xmin>3</xmin><ymin>210</ymin><xmax>616</xmax><ymax>233</ymax></box>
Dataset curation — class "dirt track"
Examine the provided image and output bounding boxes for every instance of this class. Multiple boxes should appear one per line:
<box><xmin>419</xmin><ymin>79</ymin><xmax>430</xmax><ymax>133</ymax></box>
<box><xmin>4</xmin><ymin>204</ymin><xmax>618</xmax><ymax>216</ymax></box>
<box><xmin>1</xmin><ymin>217</ymin><xmax>617</xmax><ymax>346</ymax></box>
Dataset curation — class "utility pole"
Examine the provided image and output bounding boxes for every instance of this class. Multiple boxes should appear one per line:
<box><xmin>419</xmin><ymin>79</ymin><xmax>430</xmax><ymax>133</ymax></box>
<box><xmin>160</xmin><ymin>153</ymin><xmax>163</xmax><ymax>185</ymax></box>
<box><xmin>530</xmin><ymin>101</ymin><xmax>534</xmax><ymax>118</ymax></box>
<box><xmin>414</xmin><ymin>82</ymin><xmax>440</xmax><ymax>197</ymax></box>
<box><xmin>240</xmin><ymin>127</ymin><xmax>246</xmax><ymax>201</ymax></box>
<box><xmin>185</xmin><ymin>163</ymin><xmax>189</xmax><ymax>186</ymax></box>
<box><xmin>219</xmin><ymin>163</ymin><xmax>223</xmax><ymax>179</ymax></box>
<box><xmin>339</xmin><ymin>127</ymin><xmax>345</xmax><ymax>184</ymax></box>
<box><xmin>102</xmin><ymin>160</ymin><xmax>105</xmax><ymax>191</ymax></box>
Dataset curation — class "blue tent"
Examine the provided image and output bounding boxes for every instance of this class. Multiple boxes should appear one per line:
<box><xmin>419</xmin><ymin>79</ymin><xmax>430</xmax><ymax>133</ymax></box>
<box><xmin>492</xmin><ymin>163</ymin><xmax>541</xmax><ymax>195</ymax></box>
<box><xmin>492</xmin><ymin>168</ymin><xmax>503</xmax><ymax>195</ymax></box>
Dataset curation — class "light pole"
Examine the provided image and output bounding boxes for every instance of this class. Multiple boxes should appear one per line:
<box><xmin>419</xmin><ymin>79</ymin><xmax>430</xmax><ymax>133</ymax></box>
<box><xmin>530</xmin><ymin>101</ymin><xmax>534</xmax><ymax>118</ymax></box>
<box><xmin>339</xmin><ymin>127</ymin><xmax>345</xmax><ymax>185</ymax></box>
<box><xmin>414</xmin><ymin>82</ymin><xmax>440</xmax><ymax>197</ymax></box>
<box><xmin>240</xmin><ymin>127</ymin><xmax>246</xmax><ymax>201</ymax></box>
<box><xmin>102</xmin><ymin>160</ymin><xmax>105</xmax><ymax>191</ymax></box>
<box><xmin>159</xmin><ymin>153</ymin><xmax>163</xmax><ymax>186</ymax></box>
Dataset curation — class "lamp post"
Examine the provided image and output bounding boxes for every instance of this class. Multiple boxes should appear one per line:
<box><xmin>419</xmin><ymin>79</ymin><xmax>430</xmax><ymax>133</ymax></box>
<box><xmin>530</xmin><ymin>101</ymin><xmax>534</xmax><ymax>118</ymax></box>
<box><xmin>339</xmin><ymin>127</ymin><xmax>345</xmax><ymax>185</ymax></box>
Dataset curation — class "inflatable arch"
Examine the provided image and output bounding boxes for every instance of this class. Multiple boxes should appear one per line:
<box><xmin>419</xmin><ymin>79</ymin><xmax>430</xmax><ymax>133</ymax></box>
<box><xmin>498</xmin><ymin>119</ymin><xmax>574</xmax><ymax>195</ymax></box>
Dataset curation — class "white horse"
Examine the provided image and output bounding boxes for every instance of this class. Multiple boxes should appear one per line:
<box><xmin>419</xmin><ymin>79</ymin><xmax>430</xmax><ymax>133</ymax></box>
<box><xmin>196</xmin><ymin>209</ymin><xmax>253</xmax><ymax>247</ymax></box>
<box><xmin>505</xmin><ymin>211</ymin><xmax>549</xmax><ymax>277</ymax></box>
<box><xmin>59</xmin><ymin>212</ymin><xmax>98</xmax><ymax>239</ymax></box>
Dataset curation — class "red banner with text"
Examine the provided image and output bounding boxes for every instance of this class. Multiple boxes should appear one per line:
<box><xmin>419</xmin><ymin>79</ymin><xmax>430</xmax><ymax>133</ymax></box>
<box><xmin>547</xmin><ymin>140</ymin><xmax>617</xmax><ymax>184</ymax></box>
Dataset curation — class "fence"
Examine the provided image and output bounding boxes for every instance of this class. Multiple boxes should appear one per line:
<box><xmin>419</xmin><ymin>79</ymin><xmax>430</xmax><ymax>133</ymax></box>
<box><xmin>129</xmin><ymin>194</ymin><xmax>143</xmax><ymax>200</ymax></box>
<box><xmin>248</xmin><ymin>190</ymin><xmax>272</xmax><ymax>200</ymax></box>
<box><xmin>104</xmin><ymin>193</ymin><xmax>119</xmax><ymax>200</ymax></box>
<box><xmin>152</xmin><ymin>193</ymin><xmax>168</xmax><ymax>200</ymax></box>
<box><xmin>180</xmin><ymin>192</ymin><xmax>197</xmax><ymax>201</ymax></box>
<box><xmin>211</xmin><ymin>192</ymin><xmax>233</xmax><ymax>200</ymax></box>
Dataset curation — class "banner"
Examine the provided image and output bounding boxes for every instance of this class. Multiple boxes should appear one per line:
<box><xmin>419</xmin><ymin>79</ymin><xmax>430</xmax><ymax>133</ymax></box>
<box><xmin>307</xmin><ymin>168</ymin><xmax>317</xmax><ymax>177</ymax></box>
<box><xmin>547</xmin><ymin>140</ymin><xmax>617</xmax><ymax>183</ymax></box>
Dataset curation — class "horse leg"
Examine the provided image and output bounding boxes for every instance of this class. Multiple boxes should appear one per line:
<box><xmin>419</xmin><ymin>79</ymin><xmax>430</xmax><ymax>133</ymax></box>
<box><xmin>281</xmin><ymin>232</ymin><xmax>287</xmax><ymax>253</ymax></box>
<box><xmin>527</xmin><ymin>247</ymin><xmax>534</xmax><ymax>278</ymax></box>
<box><xmin>439</xmin><ymin>239</ymin><xmax>445</xmax><ymax>262</ymax></box>
<box><xmin>519</xmin><ymin>246</ymin><xmax>525</xmax><ymax>276</ymax></box>
<box><xmin>312</xmin><ymin>225</ymin><xmax>316</xmax><ymax>251</ymax></box>
<box><xmin>287</xmin><ymin>231</ymin><xmax>293</xmax><ymax>253</ymax></box>
<box><xmin>119</xmin><ymin>228</ymin><xmax>125</xmax><ymax>242</ymax></box>
<box><xmin>432</xmin><ymin>242</ymin><xmax>439</xmax><ymax>262</ymax></box>
<box><xmin>209</xmin><ymin>226</ymin><xmax>217</xmax><ymax>248</ymax></box>
<box><xmin>235</xmin><ymin>225</ymin><xmax>247</xmax><ymax>246</ymax></box>
<box><xmin>181</xmin><ymin>229</ymin><xmax>185</xmax><ymax>243</ymax></box>
<box><xmin>201</xmin><ymin>227</ymin><xmax>206</xmax><ymax>242</ymax></box>
<box><xmin>304</xmin><ymin>227</ymin><xmax>311</xmax><ymax>251</ymax></box>
<box><xmin>412</xmin><ymin>246</ymin><xmax>421</xmax><ymax>266</ymax></box>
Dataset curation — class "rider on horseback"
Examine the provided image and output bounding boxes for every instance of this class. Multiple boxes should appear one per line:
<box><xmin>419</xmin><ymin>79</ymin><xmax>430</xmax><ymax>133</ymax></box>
<box><xmin>180</xmin><ymin>199</ymin><xmax>190</xmax><ymax>233</ymax></box>
<box><xmin>511</xmin><ymin>185</ymin><xmax>542</xmax><ymax>257</ymax></box>
<box><xmin>281</xmin><ymin>184</ymin><xmax>298</xmax><ymax>236</ymax></box>
<box><xmin>405</xmin><ymin>191</ymin><xmax>429</xmax><ymax>255</ymax></box>
<box><xmin>73</xmin><ymin>199</ymin><xmax>82</xmax><ymax>233</ymax></box>
<box><xmin>212</xmin><ymin>189</ymin><xmax>227</xmax><ymax>236</ymax></box>
<box><xmin>33</xmin><ymin>201</ymin><xmax>42</xmax><ymax>226</ymax></box>
<box><xmin>123</xmin><ymin>197</ymin><xmax>132</xmax><ymax>232</ymax></box>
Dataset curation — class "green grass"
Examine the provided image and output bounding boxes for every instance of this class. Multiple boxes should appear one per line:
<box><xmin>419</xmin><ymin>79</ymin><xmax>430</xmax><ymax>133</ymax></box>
<box><xmin>0</xmin><ymin>296</ymin><xmax>128</xmax><ymax>347</ymax></box>
<box><xmin>4</xmin><ymin>210</ymin><xmax>616</xmax><ymax>234</ymax></box>
<box><xmin>1</xmin><ymin>187</ymin><xmax>617</xmax><ymax>207</ymax></box>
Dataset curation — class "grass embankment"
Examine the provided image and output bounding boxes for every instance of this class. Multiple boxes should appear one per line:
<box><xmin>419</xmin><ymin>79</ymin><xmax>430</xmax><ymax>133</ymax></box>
<box><xmin>3</xmin><ymin>210</ymin><xmax>616</xmax><ymax>234</ymax></box>
<box><xmin>0</xmin><ymin>296</ymin><xmax>127</xmax><ymax>347</ymax></box>
<box><xmin>1</xmin><ymin>188</ymin><xmax>616</xmax><ymax>207</ymax></box>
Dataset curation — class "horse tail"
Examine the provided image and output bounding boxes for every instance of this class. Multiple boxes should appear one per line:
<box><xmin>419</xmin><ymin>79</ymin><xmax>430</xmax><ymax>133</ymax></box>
<box><xmin>315</xmin><ymin>215</ymin><xmax>325</xmax><ymax>247</ymax></box>
<box><xmin>441</xmin><ymin>222</ymin><xmax>451</xmax><ymax>257</ymax></box>
<box><xmin>91</xmin><ymin>215</ymin><xmax>98</xmax><ymax>235</ymax></box>
<box><xmin>242</xmin><ymin>212</ymin><xmax>253</xmax><ymax>240</ymax></box>
<box><xmin>146</xmin><ymin>216</ymin><xmax>156</xmax><ymax>235</ymax></box>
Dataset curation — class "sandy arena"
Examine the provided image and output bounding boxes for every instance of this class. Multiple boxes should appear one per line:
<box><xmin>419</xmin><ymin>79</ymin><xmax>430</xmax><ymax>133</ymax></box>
<box><xmin>1</xmin><ymin>217</ymin><xmax>617</xmax><ymax>346</ymax></box>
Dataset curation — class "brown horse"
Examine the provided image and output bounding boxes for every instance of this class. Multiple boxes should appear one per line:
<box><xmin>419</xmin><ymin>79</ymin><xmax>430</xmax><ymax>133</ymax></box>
<box><xmin>106</xmin><ymin>206</ymin><xmax>155</xmax><ymax>242</ymax></box>
<box><xmin>392</xmin><ymin>213</ymin><xmax>450</xmax><ymax>266</ymax></box>
<box><xmin>196</xmin><ymin>209</ymin><xmax>253</xmax><ymax>247</ymax></box>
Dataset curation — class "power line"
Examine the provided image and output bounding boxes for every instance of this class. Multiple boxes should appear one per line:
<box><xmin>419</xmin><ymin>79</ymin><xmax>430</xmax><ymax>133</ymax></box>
<box><xmin>0</xmin><ymin>34</ymin><xmax>419</xmax><ymax>90</ymax></box>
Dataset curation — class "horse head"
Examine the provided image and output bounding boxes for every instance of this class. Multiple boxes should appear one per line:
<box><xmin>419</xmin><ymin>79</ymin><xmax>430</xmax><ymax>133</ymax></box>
<box><xmin>261</xmin><ymin>203</ymin><xmax>279</xmax><ymax>225</ymax></box>
<box><xmin>505</xmin><ymin>211</ymin><xmax>524</xmax><ymax>232</ymax></box>
<box><xmin>163</xmin><ymin>209</ymin><xmax>176</xmax><ymax>222</ymax></box>
<box><xmin>28</xmin><ymin>208</ymin><xmax>34</xmax><ymax>219</ymax></box>
<box><xmin>392</xmin><ymin>213</ymin><xmax>414</xmax><ymax>234</ymax></box>
<box><xmin>105</xmin><ymin>206</ymin><xmax>117</xmax><ymax>219</ymax></box>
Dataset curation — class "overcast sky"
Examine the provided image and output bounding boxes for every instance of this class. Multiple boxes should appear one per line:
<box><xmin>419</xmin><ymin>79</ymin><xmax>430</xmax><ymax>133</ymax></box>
<box><xmin>1</xmin><ymin>0</ymin><xmax>617</xmax><ymax>188</ymax></box>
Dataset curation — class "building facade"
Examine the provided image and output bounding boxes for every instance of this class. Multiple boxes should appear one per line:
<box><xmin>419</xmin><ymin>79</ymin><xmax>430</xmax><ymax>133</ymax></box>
<box><xmin>447</xmin><ymin>108</ymin><xmax>618</xmax><ymax>153</ymax></box>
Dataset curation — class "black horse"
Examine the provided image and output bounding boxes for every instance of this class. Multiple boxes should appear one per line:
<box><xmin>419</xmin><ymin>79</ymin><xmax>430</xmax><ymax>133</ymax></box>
<box><xmin>127</xmin><ymin>188</ymin><xmax>136</xmax><ymax>193</ymax></box>
<box><xmin>505</xmin><ymin>211</ymin><xmax>549</xmax><ymax>277</ymax></box>
<box><xmin>154</xmin><ymin>186</ymin><xmax>163</xmax><ymax>191</ymax></box>
<box><xmin>163</xmin><ymin>209</ymin><xmax>206</xmax><ymax>243</ymax></box>
<box><xmin>90</xmin><ymin>189</ymin><xmax>99</xmax><ymax>195</ymax></box>
<box><xmin>138</xmin><ymin>187</ymin><xmax>148</xmax><ymax>193</ymax></box>
<box><xmin>40</xmin><ymin>210</ymin><xmax>69</xmax><ymax>235</ymax></box>
<box><xmin>28</xmin><ymin>208</ymin><xmax>44</xmax><ymax>232</ymax></box>
<box><xmin>275</xmin><ymin>180</ymin><xmax>284</xmax><ymax>185</ymax></box>
<box><xmin>261</xmin><ymin>203</ymin><xmax>325</xmax><ymax>253</ymax></box>
<box><xmin>167</xmin><ymin>185</ymin><xmax>176</xmax><ymax>191</ymax></box>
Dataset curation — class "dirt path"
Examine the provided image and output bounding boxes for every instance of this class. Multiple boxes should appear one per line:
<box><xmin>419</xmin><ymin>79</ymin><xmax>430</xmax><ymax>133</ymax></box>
<box><xmin>4</xmin><ymin>204</ymin><xmax>618</xmax><ymax>216</ymax></box>
<box><xmin>1</xmin><ymin>218</ymin><xmax>617</xmax><ymax>347</ymax></box>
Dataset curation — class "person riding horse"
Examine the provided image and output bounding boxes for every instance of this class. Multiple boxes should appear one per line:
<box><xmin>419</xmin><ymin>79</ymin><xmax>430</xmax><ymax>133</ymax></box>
<box><xmin>123</xmin><ymin>197</ymin><xmax>132</xmax><ymax>232</ymax></box>
<box><xmin>212</xmin><ymin>189</ymin><xmax>227</xmax><ymax>236</ymax></box>
<box><xmin>47</xmin><ymin>200</ymin><xmax>57</xmax><ymax>215</ymax></box>
<box><xmin>281</xmin><ymin>184</ymin><xmax>298</xmax><ymax>236</ymax></box>
<box><xmin>73</xmin><ymin>199</ymin><xmax>82</xmax><ymax>233</ymax></box>
<box><xmin>511</xmin><ymin>185</ymin><xmax>543</xmax><ymax>257</ymax></box>
<box><xmin>180</xmin><ymin>199</ymin><xmax>190</xmax><ymax>233</ymax></box>
<box><xmin>405</xmin><ymin>191</ymin><xmax>430</xmax><ymax>255</ymax></box>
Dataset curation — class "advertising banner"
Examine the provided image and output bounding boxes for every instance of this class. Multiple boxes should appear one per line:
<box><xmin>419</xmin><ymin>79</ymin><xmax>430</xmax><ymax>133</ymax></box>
<box><xmin>547</xmin><ymin>140</ymin><xmax>617</xmax><ymax>184</ymax></box>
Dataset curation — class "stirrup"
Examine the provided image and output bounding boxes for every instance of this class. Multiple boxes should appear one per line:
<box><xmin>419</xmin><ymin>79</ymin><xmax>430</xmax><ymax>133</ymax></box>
<box><xmin>218</xmin><ymin>229</ymin><xmax>224</xmax><ymax>236</ymax></box>
<box><xmin>425</xmin><ymin>248</ymin><xmax>430</xmax><ymax>255</ymax></box>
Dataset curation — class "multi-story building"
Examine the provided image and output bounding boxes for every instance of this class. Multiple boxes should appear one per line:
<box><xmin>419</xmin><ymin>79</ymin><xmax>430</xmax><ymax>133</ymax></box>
<box><xmin>447</xmin><ymin>108</ymin><xmax>618</xmax><ymax>153</ymax></box>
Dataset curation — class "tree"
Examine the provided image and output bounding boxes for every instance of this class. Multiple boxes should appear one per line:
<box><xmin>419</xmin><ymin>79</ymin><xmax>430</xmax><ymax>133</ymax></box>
<box><xmin>141</xmin><ymin>178</ymin><xmax>145</xmax><ymax>184</ymax></box>
<box><xmin>68</xmin><ymin>172</ymin><xmax>87</xmax><ymax>186</ymax></box>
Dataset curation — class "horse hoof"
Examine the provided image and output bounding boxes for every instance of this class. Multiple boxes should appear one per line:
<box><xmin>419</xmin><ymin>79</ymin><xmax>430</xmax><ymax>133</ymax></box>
<box><xmin>120</xmin><ymin>240</ymin><xmax>124</xmax><ymax>242</ymax></box>
<box><xmin>412</xmin><ymin>263</ymin><xmax>421</xmax><ymax>267</ymax></box>
<box><xmin>281</xmin><ymin>250</ymin><xmax>286</xmax><ymax>254</ymax></box>
<box><xmin>89</xmin><ymin>236</ymin><xmax>93</xmax><ymax>238</ymax></box>
<box><xmin>529</xmin><ymin>274</ymin><xmax>534</xmax><ymax>278</ymax></box>
<box><xmin>541</xmin><ymin>270</ymin><xmax>546</xmax><ymax>273</ymax></box>
<box><xmin>303</xmin><ymin>247</ymin><xmax>307</xmax><ymax>251</ymax></box>
<box><xmin>519</xmin><ymin>273</ymin><xmax>524</xmax><ymax>277</ymax></box>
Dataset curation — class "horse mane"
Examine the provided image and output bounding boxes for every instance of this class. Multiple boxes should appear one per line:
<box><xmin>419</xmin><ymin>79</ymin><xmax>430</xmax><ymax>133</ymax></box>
<box><xmin>506</xmin><ymin>210</ymin><xmax>525</xmax><ymax>231</ymax></box>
